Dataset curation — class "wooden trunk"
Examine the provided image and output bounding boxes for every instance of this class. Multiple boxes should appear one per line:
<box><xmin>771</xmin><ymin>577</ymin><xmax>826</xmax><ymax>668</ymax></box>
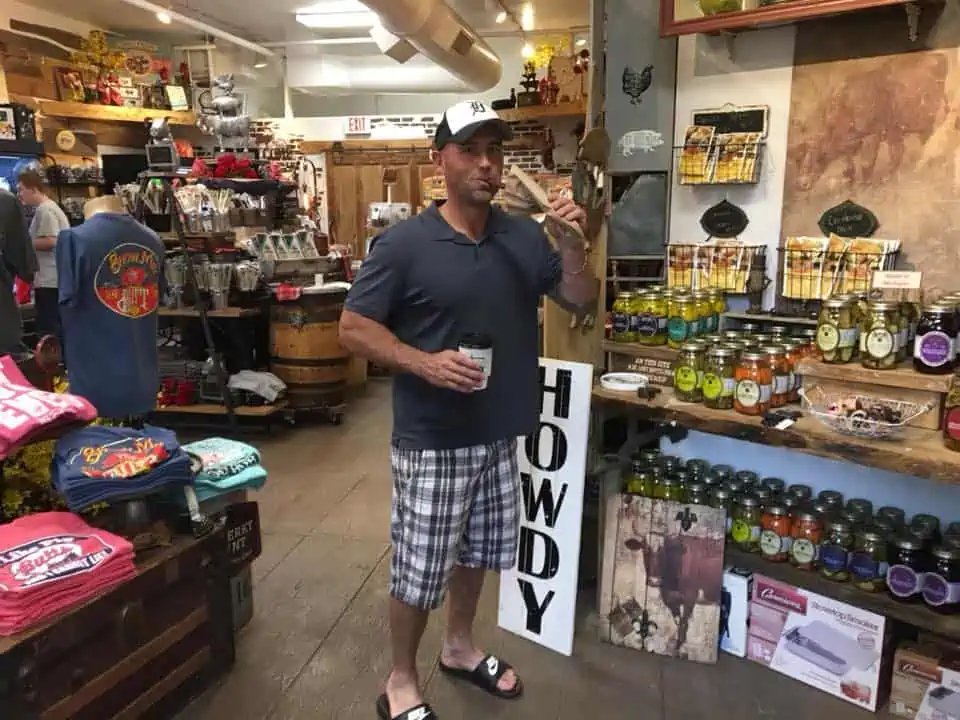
<box><xmin>598</xmin><ymin>494</ymin><xmax>726</xmax><ymax>664</ymax></box>
<box><xmin>269</xmin><ymin>289</ymin><xmax>350</xmax><ymax>411</ymax></box>
<box><xmin>603</xmin><ymin>341</ymin><xmax>678</xmax><ymax>387</ymax></box>
<box><xmin>0</xmin><ymin>529</ymin><xmax>234</xmax><ymax>720</ymax></box>
<box><xmin>796</xmin><ymin>358</ymin><xmax>950</xmax><ymax>431</ymax></box>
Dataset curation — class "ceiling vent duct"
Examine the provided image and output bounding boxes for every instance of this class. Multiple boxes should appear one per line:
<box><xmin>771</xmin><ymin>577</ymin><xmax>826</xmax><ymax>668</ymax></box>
<box><xmin>361</xmin><ymin>0</ymin><xmax>502</xmax><ymax>92</ymax></box>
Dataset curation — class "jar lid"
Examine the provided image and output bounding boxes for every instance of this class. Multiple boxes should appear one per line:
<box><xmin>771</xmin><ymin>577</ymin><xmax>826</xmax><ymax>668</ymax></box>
<box><xmin>753</xmin><ymin>487</ymin><xmax>772</xmax><ymax>501</ymax></box>
<box><xmin>795</xmin><ymin>511</ymin><xmax>819</xmax><ymax>523</ymax></box>
<box><xmin>673</xmin><ymin>469</ymin><xmax>691</xmax><ymax>484</ymax></box>
<box><xmin>909</xmin><ymin>525</ymin><xmax>934</xmax><ymax>541</ymax></box>
<box><xmin>741</xmin><ymin>322</ymin><xmax>760</xmax><ymax>331</ymax></box>
<box><xmin>708</xmin><ymin>346</ymin><xmax>737</xmax><ymax>358</ymax></box>
<box><xmin>659</xmin><ymin>454</ymin><xmax>681</xmax><ymax>468</ymax></box>
<box><xmin>736</xmin><ymin>471</ymin><xmax>759</xmax><ymax>484</ymax></box>
<box><xmin>765</xmin><ymin>504</ymin><xmax>789</xmax><ymax>517</ymax></box>
<box><xmin>739</xmin><ymin>495</ymin><xmax>760</xmax><ymax>508</ymax></box>
<box><xmin>617</xmin><ymin>291</ymin><xmax>633</xmax><ymax>298</ymax></box>
<box><xmin>932</xmin><ymin>545</ymin><xmax>960</xmax><ymax>561</ymax></box>
<box><xmin>740</xmin><ymin>351</ymin><xmax>768</xmax><ymax>362</ymax></box>
<box><xmin>641</xmin><ymin>448</ymin><xmax>660</xmax><ymax>462</ymax></box>
<box><xmin>782</xmin><ymin>495</ymin><xmax>801</xmax><ymax>509</ymax></box>
<box><xmin>723</xmin><ymin>331</ymin><xmax>743</xmax><ymax>339</ymax></box>
<box><xmin>827</xmin><ymin>519</ymin><xmax>855</xmax><ymax>533</ymax></box>
<box><xmin>711</xmin><ymin>464</ymin><xmax>734</xmax><ymax>479</ymax></box>
<box><xmin>819</xmin><ymin>490</ymin><xmax>843</xmax><ymax>504</ymax></box>
<box><xmin>779</xmin><ymin>341</ymin><xmax>803</xmax><ymax>351</ymax></box>
<box><xmin>680</xmin><ymin>342</ymin><xmax>705</xmax><ymax>352</ymax></box>
<box><xmin>787</xmin><ymin>483</ymin><xmax>813</xmax><ymax>498</ymax></box>
<box><xmin>872</xmin><ymin>517</ymin><xmax>898</xmax><ymax>535</ymax></box>
<box><xmin>711</xmin><ymin>488</ymin><xmax>732</xmax><ymax>501</ymax></box>
<box><xmin>911</xmin><ymin>514</ymin><xmax>940</xmax><ymax>529</ymax></box>
<box><xmin>660</xmin><ymin>476</ymin><xmax>679</xmax><ymax>487</ymax></box>
<box><xmin>893</xmin><ymin>533</ymin><xmax>925</xmax><ymax>551</ymax></box>
<box><xmin>753</xmin><ymin>334</ymin><xmax>775</xmax><ymax>343</ymax></box>
<box><xmin>702</xmin><ymin>474</ymin><xmax>723</xmax><ymax>487</ymax></box>
<box><xmin>868</xmin><ymin>300</ymin><xmax>897</xmax><ymax>311</ymax></box>
<box><xmin>673</xmin><ymin>294</ymin><xmax>694</xmax><ymax>302</ymax></box>
<box><xmin>770</xmin><ymin>325</ymin><xmax>789</xmax><ymax>334</ymax></box>
<box><xmin>811</xmin><ymin>500</ymin><xmax>834</xmax><ymax>516</ymax></box>
<box><xmin>924</xmin><ymin>302</ymin><xmax>956</xmax><ymax>314</ymax></box>
<box><xmin>692</xmin><ymin>289</ymin><xmax>710</xmax><ymax>298</ymax></box>
<box><xmin>759</xmin><ymin>344</ymin><xmax>786</xmax><ymax>356</ymax></box>
<box><xmin>876</xmin><ymin>505</ymin><xmax>904</xmax><ymax>521</ymax></box>
<box><xmin>686</xmin><ymin>481</ymin><xmax>707</xmax><ymax>495</ymax></box>
<box><xmin>724</xmin><ymin>479</ymin><xmax>745</xmax><ymax>493</ymax></box>
<box><xmin>823</xmin><ymin>297</ymin><xmax>852</xmax><ymax>308</ymax></box>
<box><xmin>847</xmin><ymin>498</ymin><xmax>873</xmax><ymax>512</ymax></box>
<box><xmin>686</xmin><ymin>458</ymin><xmax>711</xmax><ymax>474</ymax></box>
<box><xmin>860</xmin><ymin>530</ymin><xmax>886</xmax><ymax>544</ymax></box>
<box><xmin>762</xmin><ymin>477</ymin><xmax>786</xmax><ymax>490</ymax></box>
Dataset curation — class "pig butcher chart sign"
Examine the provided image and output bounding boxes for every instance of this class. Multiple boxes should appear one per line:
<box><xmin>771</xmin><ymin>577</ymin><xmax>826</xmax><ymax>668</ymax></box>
<box><xmin>498</xmin><ymin>358</ymin><xmax>593</xmax><ymax>656</ymax></box>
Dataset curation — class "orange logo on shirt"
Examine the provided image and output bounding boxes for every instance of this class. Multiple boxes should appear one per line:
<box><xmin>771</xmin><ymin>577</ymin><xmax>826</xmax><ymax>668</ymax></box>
<box><xmin>94</xmin><ymin>243</ymin><xmax>161</xmax><ymax>318</ymax></box>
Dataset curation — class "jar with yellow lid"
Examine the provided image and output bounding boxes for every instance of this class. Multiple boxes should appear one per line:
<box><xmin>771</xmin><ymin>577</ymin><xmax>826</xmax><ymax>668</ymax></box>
<box><xmin>862</xmin><ymin>300</ymin><xmax>899</xmax><ymax>370</ymax></box>
<box><xmin>703</xmin><ymin>346</ymin><xmax>737</xmax><ymax>410</ymax></box>
<box><xmin>693</xmin><ymin>290</ymin><xmax>715</xmax><ymax>335</ymax></box>
<box><xmin>612</xmin><ymin>292</ymin><xmax>635</xmax><ymax>342</ymax></box>
<box><xmin>673</xmin><ymin>342</ymin><xmax>705</xmax><ymax>403</ymax></box>
<box><xmin>817</xmin><ymin>297</ymin><xmax>857</xmax><ymax>363</ymax></box>
<box><xmin>667</xmin><ymin>294</ymin><xmax>697</xmax><ymax>348</ymax></box>
<box><xmin>632</xmin><ymin>290</ymin><xmax>668</xmax><ymax>346</ymax></box>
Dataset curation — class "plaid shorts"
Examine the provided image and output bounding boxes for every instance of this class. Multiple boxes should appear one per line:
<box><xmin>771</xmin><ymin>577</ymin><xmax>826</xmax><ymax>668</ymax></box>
<box><xmin>390</xmin><ymin>438</ymin><xmax>521</xmax><ymax>611</ymax></box>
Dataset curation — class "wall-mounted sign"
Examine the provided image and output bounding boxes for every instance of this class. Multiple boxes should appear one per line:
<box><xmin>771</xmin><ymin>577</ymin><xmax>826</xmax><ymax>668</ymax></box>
<box><xmin>55</xmin><ymin>130</ymin><xmax>76</xmax><ymax>152</ymax></box>
<box><xmin>700</xmin><ymin>199</ymin><xmax>749</xmax><ymax>239</ymax></box>
<box><xmin>873</xmin><ymin>271</ymin><xmax>922</xmax><ymax>290</ymax></box>
<box><xmin>818</xmin><ymin>199</ymin><xmax>878</xmax><ymax>238</ymax></box>
<box><xmin>692</xmin><ymin>104</ymin><xmax>769</xmax><ymax>137</ymax></box>
<box><xmin>344</xmin><ymin>116</ymin><xmax>371</xmax><ymax>136</ymax></box>
<box><xmin>498</xmin><ymin>358</ymin><xmax>593</xmax><ymax>657</ymax></box>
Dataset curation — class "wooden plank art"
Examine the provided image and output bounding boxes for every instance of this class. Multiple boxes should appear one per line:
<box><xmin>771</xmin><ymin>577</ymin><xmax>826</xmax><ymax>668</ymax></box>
<box><xmin>599</xmin><ymin>494</ymin><xmax>726</xmax><ymax>664</ymax></box>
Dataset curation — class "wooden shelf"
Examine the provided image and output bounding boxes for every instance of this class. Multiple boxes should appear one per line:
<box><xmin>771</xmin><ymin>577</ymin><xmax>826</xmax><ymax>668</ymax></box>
<box><xmin>158</xmin><ymin>307</ymin><xmax>261</xmax><ymax>319</ymax></box>
<box><xmin>496</xmin><ymin>101</ymin><xmax>586</xmax><ymax>123</ymax></box>
<box><xmin>25</xmin><ymin>98</ymin><xmax>196</xmax><ymax>126</ymax></box>
<box><xmin>592</xmin><ymin>385</ymin><xmax>960</xmax><ymax>485</ymax></box>
<box><xmin>722</xmin><ymin>311</ymin><xmax>818</xmax><ymax>327</ymax></box>
<box><xmin>725</xmin><ymin>547</ymin><xmax>960</xmax><ymax>640</ymax></box>
<box><xmin>660</xmin><ymin>0</ymin><xmax>915</xmax><ymax>37</ymax></box>
<box><xmin>154</xmin><ymin>400</ymin><xmax>286</xmax><ymax>416</ymax></box>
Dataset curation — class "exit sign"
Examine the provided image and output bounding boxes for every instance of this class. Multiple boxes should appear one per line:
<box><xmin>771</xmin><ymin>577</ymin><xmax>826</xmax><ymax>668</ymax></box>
<box><xmin>344</xmin><ymin>116</ymin><xmax>370</xmax><ymax>136</ymax></box>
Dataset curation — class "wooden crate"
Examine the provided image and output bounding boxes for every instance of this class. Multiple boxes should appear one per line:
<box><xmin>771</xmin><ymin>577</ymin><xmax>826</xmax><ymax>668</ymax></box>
<box><xmin>603</xmin><ymin>341</ymin><xmax>678</xmax><ymax>387</ymax></box>
<box><xmin>796</xmin><ymin>359</ymin><xmax>950</xmax><ymax>431</ymax></box>
<box><xmin>598</xmin><ymin>494</ymin><xmax>726</xmax><ymax>664</ymax></box>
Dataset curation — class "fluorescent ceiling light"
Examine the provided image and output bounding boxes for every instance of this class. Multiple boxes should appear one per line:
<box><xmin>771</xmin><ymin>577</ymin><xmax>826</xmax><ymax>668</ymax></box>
<box><xmin>156</xmin><ymin>10</ymin><xmax>172</xmax><ymax>23</ymax></box>
<box><xmin>520</xmin><ymin>3</ymin><xmax>534</xmax><ymax>31</ymax></box>
<box><xmin>254</xmin><ymin>61</ymin><xmax>268</xmax><ymax>68</ymax></box>
<box><xmin>296</xmin><ymin>11</ymin><xmax>377</xmax><ymax>28</ymax></box>
<box><xmin>297</xmin><ymin>0</ymin><xmax>368</xmax><ymax>11</ymax></box>
<box><xmin>495</xmin><ymin>11</ymin><xmax>506</xmax><ymax>23</ymax></box>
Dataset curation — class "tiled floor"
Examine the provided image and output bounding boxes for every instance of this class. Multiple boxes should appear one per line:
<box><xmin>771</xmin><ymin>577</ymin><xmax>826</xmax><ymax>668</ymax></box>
<box><xmin>179</xmin><ymin>380</ymin><xmax>878</xmax><ymax>719</ymax></box>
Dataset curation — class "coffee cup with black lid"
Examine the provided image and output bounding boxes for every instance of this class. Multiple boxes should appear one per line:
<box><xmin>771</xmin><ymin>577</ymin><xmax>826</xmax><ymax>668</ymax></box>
<box><xmin>458</xmin><ymin>333</ymin><xmax>493</xmax><ymax>390</ymax></box>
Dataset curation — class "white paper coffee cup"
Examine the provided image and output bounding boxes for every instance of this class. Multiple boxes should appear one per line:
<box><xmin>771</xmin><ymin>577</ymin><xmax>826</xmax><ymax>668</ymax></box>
<box><xmin>458</xmin><ymin>333</ymin><xmax>492</xmax><ymax>391</ymax></box>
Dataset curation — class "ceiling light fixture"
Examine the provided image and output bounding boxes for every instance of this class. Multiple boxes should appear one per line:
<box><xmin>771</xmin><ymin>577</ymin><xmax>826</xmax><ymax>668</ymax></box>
<box><xmin>495</xmin><ymin>11</ymin><xmax>506</xmax><ymax>23</ymax></box>
<box><xmin>295</xmin><ymin>11</ymin><xmax>378</xmax><ymax>29</ymax></box>
<box><xmin>520</xmin><ymin>3</ymin><xmax>534</xmax><ymax>31</ymax></box>
<box><xmin>156</xmin><ymin>10</ymin><xmax>172</xmax><ymax>23</ymax></box>
<box><xmin>576</xmin><ymin>38</ymin><xmax>586</xmax><ymax>47</ymax></box>
<box><xmin>254</xmin><ymin>61</ymin><xmax>268</xmax><ymax>68</ymax></box>
<box><xmin>521</xmin><ymin>42</ymin><xmax>533</xmax><ymax>58</ymax></box>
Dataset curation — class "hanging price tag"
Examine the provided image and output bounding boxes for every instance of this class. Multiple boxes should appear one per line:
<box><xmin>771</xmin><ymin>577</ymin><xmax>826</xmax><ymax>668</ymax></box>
<box><xmin>872</xmin><ymin>271</ymin><xmax>922</xmax><ymax>290</ymax></box>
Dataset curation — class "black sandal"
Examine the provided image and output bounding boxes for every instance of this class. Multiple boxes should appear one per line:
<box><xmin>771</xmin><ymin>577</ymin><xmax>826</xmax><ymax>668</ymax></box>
<box><xmin>376</xmin><ymin>693</ymin><xmax>438</xmax><ymax>720</ymax></box>
<box><xmin>438</xmin><ymin>654</ymin><xmax>523</xmax><ymax>700</ymax></box>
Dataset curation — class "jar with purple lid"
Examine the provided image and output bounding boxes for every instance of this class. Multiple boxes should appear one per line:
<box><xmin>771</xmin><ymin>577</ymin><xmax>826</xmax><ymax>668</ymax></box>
<box><xmin>913</xmin><ymin>302</ymin><xmax>957</xmax><ymax>374</ymax></box>
<box><xmin>887</xmin><ymin>534</ymin><xmax>930</xmax><ymax>602</ymax></box>
<box><xmin>922</xmin><ymin>545</ymin><xmax>960</xmax><ymax>613</ymax></box>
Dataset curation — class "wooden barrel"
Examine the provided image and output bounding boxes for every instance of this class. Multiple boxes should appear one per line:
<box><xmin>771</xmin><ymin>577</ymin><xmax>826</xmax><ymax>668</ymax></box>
<box><xmin>269</xmin><ymin>289</ymin><xmax>349</xmax><ymax>411</ymax></box>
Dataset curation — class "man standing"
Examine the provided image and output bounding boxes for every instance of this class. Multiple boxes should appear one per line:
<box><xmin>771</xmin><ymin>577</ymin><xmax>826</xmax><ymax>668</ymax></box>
<box><xmin>340</xmin><ymin>100</ymin><xmax>596</xmax><ymax>720</ymax></box>
<box><xmin>0</xmin><ymin>188</ymin><xmax>37</xmax><ymax>354</ymax></box>
<box><xmin>17</xmin><ymin>167</ymin><xmax>70</xmax><ymax>340</ymax></box>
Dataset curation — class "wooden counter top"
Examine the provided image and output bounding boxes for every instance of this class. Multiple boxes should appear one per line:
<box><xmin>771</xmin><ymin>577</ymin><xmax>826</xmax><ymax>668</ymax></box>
<box><xmin>592</xmin><ymin>386</ymin><xmax>960</xmax><ymax>485</ymax></box>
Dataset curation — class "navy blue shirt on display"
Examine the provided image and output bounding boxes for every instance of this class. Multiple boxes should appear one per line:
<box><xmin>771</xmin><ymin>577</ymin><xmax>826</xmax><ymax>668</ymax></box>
<box><xmin>345</xmin><ymin>202</ymin><xmax>562</xmax><ymax>450</ymax></box>
<box><xmin>56</xmin><ymin>213</ymin><xmax>165</xmax><ymax>418</ymax></box>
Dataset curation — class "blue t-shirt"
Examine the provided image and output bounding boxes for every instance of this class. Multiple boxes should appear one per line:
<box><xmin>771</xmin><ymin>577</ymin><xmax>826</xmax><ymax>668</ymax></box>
<box><xmin>56</xmin><ymin>213</ymin><xmax>165</xmax><ymax>418</ymax></box>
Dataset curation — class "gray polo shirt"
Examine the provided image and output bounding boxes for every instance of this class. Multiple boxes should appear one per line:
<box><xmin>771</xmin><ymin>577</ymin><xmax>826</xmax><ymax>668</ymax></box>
<box><xmin>346</xmin><ymin>202</ymin><xmax>562</xmax><ymax>450</ymax></box>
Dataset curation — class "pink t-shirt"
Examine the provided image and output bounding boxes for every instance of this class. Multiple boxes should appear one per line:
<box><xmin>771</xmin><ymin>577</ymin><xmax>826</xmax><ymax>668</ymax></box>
<box><xmin>0</xmin><ymin>356</ymin><xmax>97</xmax><ymax>459</ymax></box>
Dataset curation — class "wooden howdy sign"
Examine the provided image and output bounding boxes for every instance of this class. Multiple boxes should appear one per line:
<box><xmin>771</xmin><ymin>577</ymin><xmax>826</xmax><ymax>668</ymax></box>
<box><xmin>700</xmin><ymin>199</ymin><xmax>749</xmax><ymax>239</ymax></box>
<box><xmin>818</xmin><ymin>199</ymin><xmax>878</xmax><ymax>238</ymax></box>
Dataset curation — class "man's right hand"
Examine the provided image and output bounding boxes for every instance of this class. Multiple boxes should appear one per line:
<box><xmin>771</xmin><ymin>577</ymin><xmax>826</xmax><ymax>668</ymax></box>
<box><xmin>416</xmin><ymin>350</ymin><xmax>485</xmax><ymax>393</ymax></box>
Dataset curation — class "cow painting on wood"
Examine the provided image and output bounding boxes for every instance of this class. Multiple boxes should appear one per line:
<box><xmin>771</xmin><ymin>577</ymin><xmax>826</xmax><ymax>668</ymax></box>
<box><xmin>598</xmin><ymin>495</ymin><xmax>726</xmax><ymax>664</ymax></box>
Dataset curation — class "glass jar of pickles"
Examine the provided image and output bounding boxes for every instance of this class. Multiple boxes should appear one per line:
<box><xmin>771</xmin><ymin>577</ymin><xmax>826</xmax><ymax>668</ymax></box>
<box><xmin>711</xmin><ymin>487</ymin><xmax>734</xmax><ymax>536</ymax></box>
<box><xmin>734</xmin><ymin>351</ymin><xmax>772</xmax><ymax>416</ymax></box>
<box><xmin>709</xmin><ymin>289</ymin><xmax>726</xmax><ymax>322</ymax></box>
<box><xmin>817</xmin><ymin>297</ymin><xmax>858</xmax><ymax>363</ymax></box>
<box><xmin>673</xmin><ymin>343</ymin><xmax>705</xmax><ymax>403</ymax></box>
<box><xmin>702</xmin><ymin>346</ymin><xmax>737</xmax><ymax>410</ymax></box>
<box><xmin>693</xmin><ymin>290</ymin><xmax>716</xmax><ymax>335</ymax></box>
<box><xmin>633</xmin><ymin>290</ymin><xmax>668</xmax><ymax>346</ymax></box>
<box><xmin>849</xmin><ymin>530</ymin><xmax>889</xmax><ymax>593</ymax></box>
<box><xmin>686</xmin><ymin>482</ymin><xmax>710</xmax><ymax>506</ymax></box>
<box><xmin>655</xmin><ymin>476</ymin><xmax>686</xmax><ymax>502</ymax></box>
<box><xmin>686</xmin><ymin>458</ymin><xmax>711</xmax><ymax>480</ymax></box>
<box><xmin>862</xmin><ymin>300</ymin><xmax>899</xmax><ymax>370</ymax></box>
<box><xmin>731</xmin><ymin>496</ymin><xmax>763</xmax><ymax>552</ymax></box>
<box><xmin>819</xmin><ymin>519</ymin><xmax>855</xmax><ymax>581</ymax></box>
<box><xmin>761</xmin><ymin>345</ymin><xmax>791</xmax><ymax>408</ymax></box>
<box><xmin>612</xmin><ymin>291</ymin><xmax>635</xmax><ymax>342</ymax></box>
<box><xmin>667</xmin><ymin>294</ymin><xmax>698</xmax><ymax>348</ymax></box>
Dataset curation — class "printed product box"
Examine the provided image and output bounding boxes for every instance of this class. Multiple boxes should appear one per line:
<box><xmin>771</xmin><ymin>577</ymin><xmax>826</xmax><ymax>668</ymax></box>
<box><xmin>720</xmin><ymin>567</ymin><xmax>752</xmax><ymax>658</ymax></box>
<box><xmin>747</xmin><ymin>574</ymin><xmax>890</xmax><ymax>712</ymax></box>
<box><xmin>890</xmin><ymin>642</ymin><xmax>960</xmax><ymax>719</ymax></box>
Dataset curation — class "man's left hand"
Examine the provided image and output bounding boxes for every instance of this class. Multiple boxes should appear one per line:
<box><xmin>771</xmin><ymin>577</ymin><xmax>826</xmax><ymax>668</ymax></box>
<box><xmin>548</xmin><ymin>196</ymin><xmax>587</xmax><ymax>233</ymax></box>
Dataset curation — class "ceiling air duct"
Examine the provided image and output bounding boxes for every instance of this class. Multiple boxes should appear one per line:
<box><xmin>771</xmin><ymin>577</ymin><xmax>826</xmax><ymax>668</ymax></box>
<box><xmin>361</xmin><ymin>0</ymin><xmax>502</xmax><ymax>92</ymax></box>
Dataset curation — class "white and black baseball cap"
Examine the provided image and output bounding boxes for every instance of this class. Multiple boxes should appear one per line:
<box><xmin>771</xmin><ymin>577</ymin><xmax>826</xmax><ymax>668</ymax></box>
<box><xmin>434</xmin><ymin>101</ymin><xmax>513</xmax><ymax>149</ymax></box>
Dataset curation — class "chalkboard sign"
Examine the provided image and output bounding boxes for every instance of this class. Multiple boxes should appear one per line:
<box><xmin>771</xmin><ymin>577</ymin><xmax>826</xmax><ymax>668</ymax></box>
<box><xmin>818</xmin><ymin>199</ymin><xmax>878</xmax><ymax>238</ymax></box>
<box><xmin>692</xmin><ymin>105</ymin><xmax>768</xmax><ymax>136</ymax></box>
<box><xmin>700</xmin><ymin>199</ymin><xmax>749</xmax><ymax>238</ymax></box>
<box><xmin>225</xmin><ymin>501</ymin><xmax>262</xmax><ymax>569</ymax></box>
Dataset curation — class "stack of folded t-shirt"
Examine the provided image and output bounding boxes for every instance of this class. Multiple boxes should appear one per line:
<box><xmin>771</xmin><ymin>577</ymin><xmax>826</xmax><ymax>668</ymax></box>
<box><xmin>0</xmin><ymin>512</ymin><xmax>138</xmax><ymax>635</ymax></box>
<box><xmin>183</xmin><ymin>437</ymin><xmax>267</xmax><ymax>502</ymax></box>
<box><xmin>0</xmin><ymin>355</ymin><xmax>97</xmax><ymax>460</ymax></box>
<box><xmin>52</xmin><ymin>425</ymin><xmax>194</xmax><ymax>510</ymax></box>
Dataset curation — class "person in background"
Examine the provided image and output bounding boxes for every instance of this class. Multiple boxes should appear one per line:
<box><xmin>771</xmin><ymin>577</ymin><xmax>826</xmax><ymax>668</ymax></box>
<box><xmin>0</xmin><ymin>188</ymin><xmax>38</xmax><ymax>355</ymax></box>
<box><xmin>17</xmin><ymin>168</ymin><xmax>69</xmax><ymax>340</ymax></box>
<box><xmin>340</xmin><ymin>100</ymin><xmax>596</xmax><ymax>720</ymax></box>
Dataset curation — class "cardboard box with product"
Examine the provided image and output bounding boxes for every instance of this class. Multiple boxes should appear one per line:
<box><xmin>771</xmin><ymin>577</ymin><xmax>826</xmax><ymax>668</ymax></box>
<box><xmin>890</xmin><ymin>642</ymin><xmax>960</xmax><ymax>719</ymax></box>
<box><xmin>747</xmin><ymin>574</ymin><xmax>890</xmax><ymax>712</ymax></box>
<box><xmin>720</xmin><ymin>567</ymin><xmax>753</xmax><ymax>658</ymax></box>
